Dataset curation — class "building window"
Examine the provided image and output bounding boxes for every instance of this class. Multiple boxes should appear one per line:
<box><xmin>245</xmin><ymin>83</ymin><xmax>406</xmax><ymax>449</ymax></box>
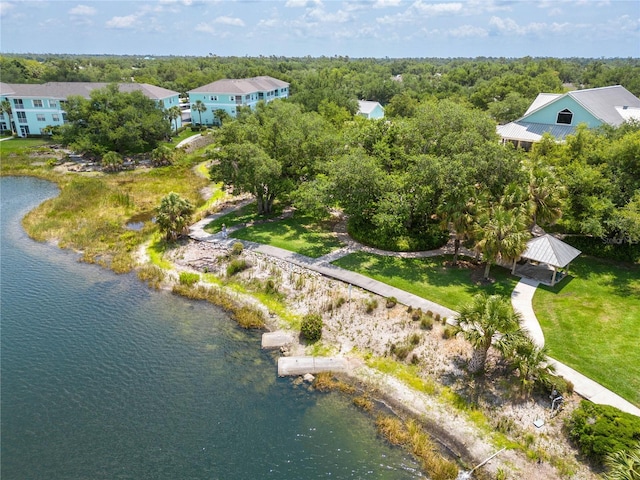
<box><xmin>17</xmin><ymin>112</ymin><xmax>27</xmax><ymax>123</ymax></box>
<box><xmin>52</xmin><ymin>114</ymin><xmax>60</xmax><ymax>122</ymax></box>
<box><xmin>33</xmin><ymin>99</ymin><xmax>44</xmax><ymax>108</ymax></box>
<box><xmin>49</xmin><ymin>100</ymin><xmax>58</xmax><ymax>108</ymax></box>
<box><xmin>36</xmin><ymin>114</ymin><xmax>46</xmax><ymax>122</ymax></box>
<box><xmin>557</xmin><ymin>109</ymin><xmax>573</xmax><ymax>125</ymax></box>
<box><xmin>211</xmin><ymin>96</ymin><xmax>218</xmax><ymax>101</ymax></box>
<box><xmin>14</xmin><ymin>99</ymin><xmax>24</xmax><ymax>109</ymax></box>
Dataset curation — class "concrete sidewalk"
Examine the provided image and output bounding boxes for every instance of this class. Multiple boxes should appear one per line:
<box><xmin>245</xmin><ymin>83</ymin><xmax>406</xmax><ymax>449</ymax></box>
<box><xmin>189</xmin><ymin>211</ymin><xmax>639</xmax><ymax>417</ymax></box>
<box><xmin>512</xmin><ymin>278</ymin><xmax>640</xmax><ymax>417</ymax></box>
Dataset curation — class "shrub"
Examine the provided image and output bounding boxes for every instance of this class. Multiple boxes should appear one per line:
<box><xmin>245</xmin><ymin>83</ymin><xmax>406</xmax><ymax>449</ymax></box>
<box><xmin>301</xmin><ymin>313</ymin><xmax>323</xmax><ymax>343</ymax></box>
<box><xmin>364</xmin><ymin>298</ymin><xmax>378</xmax><ymax>314</ymax></box>
<box><xmin>231</xmin><ymin>241</ymin><xmax>244</xmax><ymax>256</ymax></box>
<box><xmin>348</xmin><ymin>217</ymin><xmax>449</xmax><ymax>252</ymax></box>
<box><xmin>234</xmin><ymin>306</ymin><xmax>265</xmax><ymax>329</ymax></box>
<box><xmin>567</xmin><ymin>400</ymin><xmax>640</xmax><ymax>464</ymax></box>
<box><xmin>264</xmin><ymin>278</ymin><xmax>278</xmax><ymax>294</ymax></box>
<box><xmin>409</xmin><ymin>333</ymin><xmax>421</xmax><ymax>345</ymax></box>
<box><xmin>442</xmin><ymin>326</ymin><xmax>456</xmax><ymax>339</ymax></box>
<box><xmin>386</xmin><ymin>296</ymin><xmax>398</xmax><ymax>308</ymax></box>
<box><xmin>411</xmin><ymin>308</ymin><xmax>423</xmax><ymax>321</ymax></box>
<box><xmin>420</xmin><ymin>316</ymin><xmax>434</xmax><ymax>330</ymax></box>
<box><xmin>179</xmin><ymin>271</ymin><xmax>200</xmax><ymax>286</ymax></box>
<box><xmin>226</xmin><ymin>258</ymin><xmax>248</xmax><ymax>276</ymax></box>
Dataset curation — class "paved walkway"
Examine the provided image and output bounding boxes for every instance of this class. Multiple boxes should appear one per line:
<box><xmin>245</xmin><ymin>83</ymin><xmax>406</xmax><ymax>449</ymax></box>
<box><xmin>512</xmin><ymin>278</ymin><xmax>640</xmax><ymax>417</ymax></box>
<box><xmin>190</xmin><ymin>209</ymin><xmax>640</xmax><ymax>417</ymax></box>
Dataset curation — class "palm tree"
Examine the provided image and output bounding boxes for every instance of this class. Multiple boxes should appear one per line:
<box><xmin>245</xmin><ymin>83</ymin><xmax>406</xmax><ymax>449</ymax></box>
<box><xmin>526</xmin><ymin>161</ymin><xmax>566</xmax><ymax>231</ymax></box>
<box><xmin>192</xmin><ymin>100</ymin><xmax>207</xmax><ymax>127</ymax></box>
<box><xmin>150</xmin><ymin>145</ymin><xmax>174</xmax><ymax>167</ymax></box>
<box><xmin>454</xmin><ymin>293</ymin><xmax>524</xmax><ymax>373</ymax></box>
<box><xmin>156</xmin><ymin>192</ymin><xmax>194</xmax><ymax>241</ymax></box>
<box><xmin>474</xmin><ymin>204</ymin><xmax>530</xmax><ymax>279</ymax></box>
<box><xmin>101</xmin><ymin>151</ymin><xmax>123</xmax><ymax>172</ymax></box>
<box><xmin>214</xmin><ymin>109</ymin><xmax>230</xmax><ymax>126</ymax></box>
<box><xmin>1</xmin><ymin>99</ymin><xmax>15</xmax><ymax>135</ymax></box>
<box><xmin>505</xmin><ymin>337</ymin><xmax>555</xmax><ymax>396</ymax></box>
<box><xmin>438</xmin><ymin>186</ymin><xmax>477</xmax><ymax>265</ymax></box>
<box><xmin>167</xmin><ymin>105</ymin><xmax>181</xmax><ymax>135</ymax></box>
<box><xmin>604</xmin><ymin>443</ymin><xmax>640</xmax><ymax>480</ymax></box>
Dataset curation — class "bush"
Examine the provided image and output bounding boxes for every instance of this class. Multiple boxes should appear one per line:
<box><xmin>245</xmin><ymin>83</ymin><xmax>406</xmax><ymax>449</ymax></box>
<box><xmin>301</xmin><ymin>313</ymin><xmax>323</xmax><ymax>343</ymax></box>
<box><xmin>347</xmin><ymin>217</ymin><xmax>449</xmax><ymax>252</ymax></box>
<box><xmin>226</xmin><ymin>258</ymin><xmax>249</xmax><ymax>276</ymax></box>
<box><xmin>234</xmin><ymin>306</ymin><xmax>265</xmax><ymax>329</ymax></box>
<box><xmin>364</xmin><ymin>298</ymin><xmax>378</xmax><ymax>314</ymax></box>
<box><xmin>420</xmin><ymin>316</ymin><xmax>433</xmax><ymax>330</ymax></box>
<box><xmin>411</xmin><ymin>308</ymin><xmax>423</xmax><ymax>321</ymax></box>
<box><xmin>386</xmin><ymin>296</ymin><xmax>397</xmax><ymax>308</ymax></box>
<box><xmin>567</xmin><ymin>400</ymin><xmax>640</xmax><ymax>464</ymax></box>
<box><xmin>442</xmin><ymin>326</ymin><xmax>456</xmax><ymax>339</ymax></box>
<box><xmin>231</xmin><ymin>241</ymin><xmax>244</xmax><ymax>256</ymax></box>
<box><xmin>179</xmin><ymin>271</ymin><xmax>200</xmax><ymax>286</ymax></box>
<box><xmin>562</xmin><ymin>235</ymin><xmax>640</xmax><ymax>263</ymax></box>
<box><xmin>264</xmin><ymin>278</ymin><xmax>278</xmax><ymax>294</ymax></box>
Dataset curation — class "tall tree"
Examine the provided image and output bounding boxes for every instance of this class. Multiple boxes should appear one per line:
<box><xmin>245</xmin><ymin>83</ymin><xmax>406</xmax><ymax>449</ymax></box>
<box><xmin>192</xmin><ymin>100</ymin><xmax>207</xmax><ymax>126</ymax></box>
<box><xmin>474</xmin><ymin>203</ymin><xmax>530</xmax><ymax>279</ymax></box>
<box><xmin>454</xmin><ymin>294</ymin><xmax>524</xmax><ymax>374</ymax></box>
<box><xmin>166</xmin><ymin>105</ymin><xmax>181</xmax><ymax>134</ymax></box>
<box><xmin>1</xmin><ymin>99</ymin><xmax>15</xmax><ymax>134</ymax></box>
<box><xmin>156</xmin><ymin>192</ymin><xmax>194</xmax><ymax>241</ymax></box>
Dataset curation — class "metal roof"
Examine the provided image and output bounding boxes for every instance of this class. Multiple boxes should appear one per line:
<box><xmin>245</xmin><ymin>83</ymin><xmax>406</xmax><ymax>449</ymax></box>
<box><xmin>520</xmin><ymin>234</ymin><xmax>581</xmax><ymax>268</ymax></box>
<box><xmin>1</xmin><ymin>82</ymin><xmax>179</xmax><ymax>100</ymax></box>
<box><xmin>188</xmin><ymin>76</ymin><xmax>289</xmax><ymax>94</ymax></box>
<box><xmin>522</xmin><ymin>85</ymin><xmax>640</xmax><ymax>127</ymax></box>
<box><xmin>497</xmin><ymin>121</ymin><xmax>576</xmax><ymax>142</ymax></box>
<box><xmin>357</xmin><ymin>100</ymin><xmax>383</xmax><ymax>115</ymax></box>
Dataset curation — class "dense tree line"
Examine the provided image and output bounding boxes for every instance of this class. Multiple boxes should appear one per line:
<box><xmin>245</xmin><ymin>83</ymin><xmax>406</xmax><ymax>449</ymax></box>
<box><xmin>3</xmin><ymin>54</ymin><xmax>640</xmax><ymax>123</ymax></box>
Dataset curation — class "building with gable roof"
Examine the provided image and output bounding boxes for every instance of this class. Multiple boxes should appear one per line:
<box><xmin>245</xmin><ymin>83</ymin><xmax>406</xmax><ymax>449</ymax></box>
<box><xmin>357</xmin><ymin>100</ymin><xmax>385</xmax><ymax>120</ymax></box>
<box><xmin>497</xmin><ymin>85</ymin><xmax>640</xmax><ymax>151</ymax></box>
<box><xmin>0</xmin><ymin>82</ymin><xmax>181</xmax><ymax>137</ymax></box>
<box><xmin>187</xmin><ymin>76</ymin><xmax>289</xmax><ymax>125</ymax></box>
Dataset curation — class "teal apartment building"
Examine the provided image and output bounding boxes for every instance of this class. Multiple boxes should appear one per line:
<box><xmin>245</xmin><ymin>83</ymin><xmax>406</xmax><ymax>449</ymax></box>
<box><xmin>1</xmin><ymin>82</ymin><xmax>181</xmax><ymax>137</ymax></box>
<box><xmin>187</xmin><ymin>76</ymin><xmax>289</xmax><ymax>125</ymax></box>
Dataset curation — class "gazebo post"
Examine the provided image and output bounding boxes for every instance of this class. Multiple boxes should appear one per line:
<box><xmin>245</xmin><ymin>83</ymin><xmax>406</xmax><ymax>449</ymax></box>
<box><xmin>551</xmin><ymin>268</ymin><xmax>557</xmax><ymax>286</ymax></box>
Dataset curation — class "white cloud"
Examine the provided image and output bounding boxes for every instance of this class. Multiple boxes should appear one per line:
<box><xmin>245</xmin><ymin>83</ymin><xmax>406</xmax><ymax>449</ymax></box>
<box><xmin>306</xmin><ymin>6</ymin><xmax>351</xmax><ymax>23</ymax></box>
<box><xmin>106</xmin><ymin>14</ymin><xmax>138</xmax><ymax>29</ymax></box>
<box><xmin>448</xmin><ymin>24</ymin><xmax>488</xmax><ymax>38</ymax></box>
<box><xmin>412</xmin><ymin>1</ymin><xmax>463</xmax><ymax>15</ymax></box>
<box><xmin>285</xmin><ymin>0</ymin><xmax>321</xmax><ymax>7</ymax></box>
<box><xmin>195</xmin><ymin>22</ymin><xmax>215</xmax><ymax>33</ymax></box>
<box><xmin>0</xmin><ymin>2</ymin><xmax>15</xmax><ymax>18</ymax></box>
<box><xmin>488</xmin><ymin>16</ymin><xmax>576</xmax><ymax>36</ymax></box>
<box><xmin>373</xmin><ymin>0</ymin><xmax>403</xmax><ymax>8</ymax></box>
<box><xmin>214</xmin><ymin>16</ymin><xmax>245</xmax><ymax>27</ymax></box>
<box><xmin>68</xmin><ymin>4</ymin><xmax>96</xmax><ymax>16</ymax></box>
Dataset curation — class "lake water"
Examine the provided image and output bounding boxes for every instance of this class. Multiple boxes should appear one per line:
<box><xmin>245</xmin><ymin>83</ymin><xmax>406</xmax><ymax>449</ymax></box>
<box><xmin>0</xmin><ymin>176</ymin><xmax>423</xmax><ymax>479</ymax></box>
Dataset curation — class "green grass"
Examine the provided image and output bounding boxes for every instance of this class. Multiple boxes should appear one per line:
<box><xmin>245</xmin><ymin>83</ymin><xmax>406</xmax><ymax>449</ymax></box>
<box><xmin>229</xmin><ymin>216</ymin><xmax>344</xmax><ymax>258</ymax></box>
<box><xmin>0</xmin><ymin>137</ymin><xmax>51</xmax><ymax>155</ymax></box>
<box><xmin>203</xmin><ymin>202</ymin><xmax>284</xmax><ymax>234</ymax></box>
<box><xmin>533</xmin><ymin>256</ymin><xmax>640</xmax><ymax>407</ymax></box>
<box><xmin>333</xmin><ymin>252</ymin><xmax>520</xmax><ymax>311</ymax></box>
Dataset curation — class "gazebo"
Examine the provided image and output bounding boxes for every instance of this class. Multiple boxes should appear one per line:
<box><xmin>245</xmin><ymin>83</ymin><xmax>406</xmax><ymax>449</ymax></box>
<box><xmin>512</xmin><ymin>235</ymin><xmax>581</xmax><ymax>286</ymax></box>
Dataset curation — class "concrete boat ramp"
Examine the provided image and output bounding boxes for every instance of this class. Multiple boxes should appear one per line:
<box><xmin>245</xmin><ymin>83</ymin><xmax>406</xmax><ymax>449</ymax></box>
<box><xmin>262</xmin><ymin>331</ymin><xmax>347</xmax><ymax>377</ymax></box>
<box><xmin>278</xmin><ymin>356</ymin><xmax>348</xmax><ymax>377</ymax></box>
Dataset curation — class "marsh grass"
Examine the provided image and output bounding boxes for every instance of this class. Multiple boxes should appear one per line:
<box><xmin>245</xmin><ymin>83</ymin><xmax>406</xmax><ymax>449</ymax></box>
<box><xmin>137</xmin><ymin>264</ymin><xmax>166</xmax><ymax>289</ymax></box>
<box><xmin>313</xmin><ymin>372</ymin><xmax>356</xmax><ymax>394</ymax></box>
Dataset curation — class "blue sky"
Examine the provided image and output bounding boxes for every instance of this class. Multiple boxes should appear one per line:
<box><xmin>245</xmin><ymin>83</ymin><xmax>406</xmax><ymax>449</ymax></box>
<box><xmin>1</xmin><ymin>0</ymin><xmax>638</xmax><ymax>58</ymax></box>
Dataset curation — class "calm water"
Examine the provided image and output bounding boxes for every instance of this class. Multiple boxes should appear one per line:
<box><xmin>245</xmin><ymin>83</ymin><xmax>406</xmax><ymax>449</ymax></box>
<box><xmin>0</xmin><ymin>176</ymin><xmax>423</xmax><ymax>479</ymax></box>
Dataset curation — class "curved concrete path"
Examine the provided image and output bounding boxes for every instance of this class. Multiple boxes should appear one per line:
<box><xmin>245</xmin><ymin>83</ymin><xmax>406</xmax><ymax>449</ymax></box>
<box><xmin>190</xmin><ymin>209</ymin><xmax>640</xmax><ymax>417</ymax></box>
<box><xmin>512</xmin><ymin>279</ymin><xmax>640</xmax><ymax>417</ymax></box>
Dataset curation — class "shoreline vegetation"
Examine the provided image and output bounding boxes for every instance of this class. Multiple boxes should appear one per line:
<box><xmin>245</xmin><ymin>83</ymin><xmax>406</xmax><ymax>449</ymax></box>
<box><xmin>0</xmin><ymin>140</ymin><xmax>605</xmax><ymax>480</ymax></box>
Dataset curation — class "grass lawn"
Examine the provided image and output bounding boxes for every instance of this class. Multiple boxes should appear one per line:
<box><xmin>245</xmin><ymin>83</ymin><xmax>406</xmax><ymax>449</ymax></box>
<box><xmin>204</xmin><ymin>202</ymin><xmax>284</xmax><ymax>233</ymax></box>
<box><xmin>333</xmin><ymin>252</ymin><xmax>520</xmax><ymax>311</ymax></box>
<box><xmin>0</xmin><ymin>137</ymin><xmax>51</xmax><ymax>155</ymax></box>
<box><xmin>229</xmin><ymin>216</ymin><xmax>344</xmax><ymax>258</ymax></box>
<box><xmin>533</xmin><ymin>256</ymin><xmax>640</xmax><ymax>407</ymax></box>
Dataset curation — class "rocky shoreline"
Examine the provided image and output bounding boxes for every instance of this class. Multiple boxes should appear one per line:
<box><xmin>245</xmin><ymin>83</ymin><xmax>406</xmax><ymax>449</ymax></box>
<box><xmin>165</xmin><ymin>238</ymin><xmax>597</xmax><ymax>480</ymax></box>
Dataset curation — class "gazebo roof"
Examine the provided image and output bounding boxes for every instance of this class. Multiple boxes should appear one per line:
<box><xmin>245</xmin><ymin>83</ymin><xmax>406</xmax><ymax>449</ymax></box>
<box><xmin>520</xmin><ymin>234</ymin><xmax>581</xmax><ymax>268</ymax></box>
